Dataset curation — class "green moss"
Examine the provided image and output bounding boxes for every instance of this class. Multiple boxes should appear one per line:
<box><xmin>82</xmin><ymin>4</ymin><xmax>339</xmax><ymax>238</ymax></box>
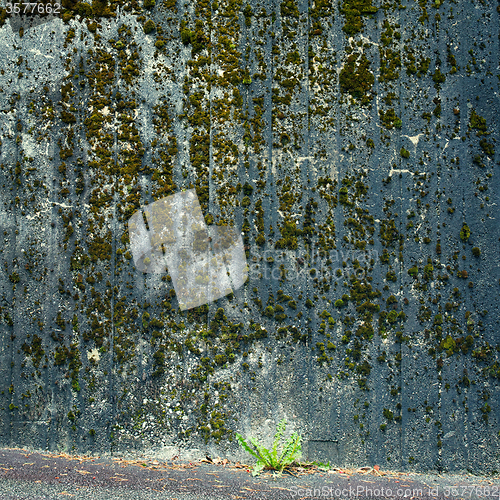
<box><xmin>280</xmin><ymin>0</ymin><xmax>299</xmax><ymax>18</ymax></box>
<box><xmin>143</xmin><ymin>20</ymin><xmax>155</xmax><ymax>34</ymax></box>
<box><xmin>460</xmin><ymin>224</ymin><xmax>471</xmax><ymax>241</ymax></box>
<box><xmin>241</xmin><ymin>196</ymin><xmax>251</xmax><ymax>207</ymax></box>
<box><xmin>379</xmin><ymin>46</ymin><xmax>401</xmax><ymax>82</ymax></box>
<box><xmin>88</xmin><ymin>233</ymin><xmax>112</xmax><ymax>262</ymax></box>
<box><xmin>339</xmin><ymin>53</ymin><xmax>374</xmax><ymax>104</ymax></box>
<box><xmin>255</xmin><ymin>234</ymin><xmax>265</xmax><ymax>246</ymax></box>
<box><xmin>341</xmin><ymin>0</ymin><xmax>378</xmax><ymax>35</ymax></box>
<box><xmin>56</xmin><ymin>312</ymin><xmax>66</xmax><ymax>330</ymax></box>
<box><xmin>385</xmin><ymin>270</ymin><xmax>397</xmax><ymax>282</ymax></box>
<box><xmin>9</xmin><ymin>272</ymin><xmax>20</xmax><ymax>283</ymax></box>
<box><xmin>432</xmin><ymin>69</ymin><xmax>446</xmax><ymax>85</ymax></box>
<box><xmin>423</xmin><ymin>263</ymin><xmax>434</xmax><ymax>280</ymax></box>
<box><xmin>243</xmin><ymin>4</ymin><xmax>252</xmax><ymax>25</ymax></box>
<box><xmin>405</xmin><ymin>265</ymin><xmax>417</xmax><ymax>278</ymax></box>
<box><xmin>214</xmin><ymin>354</ymin><xmax>226</xmax><ymax>365</ymax></box>
<box><xmin>400</xmin><ymin>148</ymin><xmax>410</xmax><ymax>159</ymax></box>
<box><xmin>274</xmin><ymin>304</ymin><xmax>286</xmax><ymax>321</ymax></box>
<box><xmin>264</xmin><ymin>305</ymin><xmax>274</xmax><ymax>317</ymax></box>
<box><xmin>0</xmin><ymin>7</ymin><xmax>7</xmax><ymax>27</ymax></box>
<box><xmin>60</xmin><ymin>111</ymin><xmax>76</xmax><ymax>124</ymax></box>
<box><xmin>469</xmin><ymin>109</ymin><xmax>487</xmax><ymax>134</ymax></box>
<box><xmin>387</xmin><ymin>310</ymin><xmax>398</xmax><ymax>323</ymax></box>
<box><xmin>480</xmin><ymin>403</ymin><xmax>491</xmax><ymax>422</ymax></box>
<box><xmin>383</xmin><ymin>408</ymin><xmax>394</xmax><ymax>420</ymax></box>
<box><xmin>181</xmin><ymin>28</ymin><xmax>193</xmax><ymax>45</ymax></box>
<box><xmin>356</xmin><ymin>360</ymin><xmax>371</xmax><ymax>377</ymax></box>
<box><xmin>386</xmin><ymin>295</ymin><xmax>397</xmax><ymax>306</ymax></box>
<box><xmin>479</xmin><ymin>139</ymin><xmax>494</xmax><ymax>156</ymax></box>
<box><xmin>379</xmin><ymin>108</ymin><xmax>401</xmax><ymax>129</ymax></box>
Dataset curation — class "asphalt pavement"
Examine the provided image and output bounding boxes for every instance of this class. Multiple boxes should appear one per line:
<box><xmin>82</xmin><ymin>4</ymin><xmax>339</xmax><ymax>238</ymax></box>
<box><xmin>0</xmin><ymin>448</ymin><xmax>499</xmax><ymax>500</ymax></box>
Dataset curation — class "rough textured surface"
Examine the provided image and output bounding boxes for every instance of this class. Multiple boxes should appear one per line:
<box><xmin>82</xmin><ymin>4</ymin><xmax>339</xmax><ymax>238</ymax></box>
<box><xmin>0</xmin><ymin>448</ymin><xmax>499</xmax><ymax>500</ymax></box>
<box><xmin>0</xmin><ymin>0</ymin><xmax>499</xmax><ymax>474</ymax></box>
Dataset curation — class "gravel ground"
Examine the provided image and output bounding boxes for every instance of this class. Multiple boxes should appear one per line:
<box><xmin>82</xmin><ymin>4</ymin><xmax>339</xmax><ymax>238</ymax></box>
<box><xmin>0</xmin><ymin>448</ymin><xmax>499</xmax><ymax>500</ymax></box>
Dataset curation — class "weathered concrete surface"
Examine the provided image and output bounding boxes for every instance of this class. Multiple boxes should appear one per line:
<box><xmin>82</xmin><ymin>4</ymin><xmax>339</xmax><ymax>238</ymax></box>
<box><xmin>0</xmin><ymin>0</ymin><xmax>499</xmax><ymax>473</ymax></box>
<box><xmin>0</xmin><ymin>448</ymin><xmax>499</xmax><ymax>500</ymax></box>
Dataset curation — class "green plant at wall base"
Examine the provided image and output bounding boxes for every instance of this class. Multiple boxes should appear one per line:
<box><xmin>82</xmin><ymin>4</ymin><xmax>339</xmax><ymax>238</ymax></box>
<box><xmin>236</xmin><ymin>419</ymin><xmax>302</xmax><ymax>476</ymax></box>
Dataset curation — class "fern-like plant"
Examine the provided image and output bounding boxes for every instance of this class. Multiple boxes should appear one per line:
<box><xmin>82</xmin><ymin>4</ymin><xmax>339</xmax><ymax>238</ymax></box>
<box><xmin>236</xmin><ymin>419</ymin><xmax>302</xmax><ymax>476</ymax></box>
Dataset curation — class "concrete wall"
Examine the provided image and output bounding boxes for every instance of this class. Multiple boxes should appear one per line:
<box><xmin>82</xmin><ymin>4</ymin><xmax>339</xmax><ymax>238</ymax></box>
<box><xmin>0</xmin><ymin>0</ymin><xmax>499</xmax><ymax>473</ymax></box>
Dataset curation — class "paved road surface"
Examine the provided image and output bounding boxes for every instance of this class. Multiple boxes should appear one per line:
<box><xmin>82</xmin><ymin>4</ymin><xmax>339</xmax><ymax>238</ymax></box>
<box><xmin>0</xmin><ymin>448</ymin><xmax>499</xmax><ymax>500</ymax></box>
